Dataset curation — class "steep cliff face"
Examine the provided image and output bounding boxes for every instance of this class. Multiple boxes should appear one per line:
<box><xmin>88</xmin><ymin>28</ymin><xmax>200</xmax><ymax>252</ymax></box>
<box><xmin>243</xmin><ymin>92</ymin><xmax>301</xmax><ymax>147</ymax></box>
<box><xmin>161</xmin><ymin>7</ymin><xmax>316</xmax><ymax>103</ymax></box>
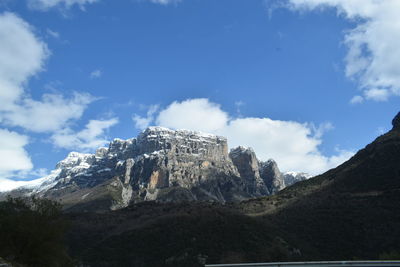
<box><xmin>3</xmin><ymin>127</ymin><xmax>307</xmax><ymax>211</ymax></box>
<box><xmin>259</xmin><ymin>159</ymin><xmax>286</xmax><ymax>193</ymax></box>
<box><xmin>229</xmin><ymin>148</ymin><xmax>308</xmax><ymax>196</ymax></box>
<box><xmin>229</xmin><ymin>146</ymin><xmax>270</xmax><ymax>196</ymax></box>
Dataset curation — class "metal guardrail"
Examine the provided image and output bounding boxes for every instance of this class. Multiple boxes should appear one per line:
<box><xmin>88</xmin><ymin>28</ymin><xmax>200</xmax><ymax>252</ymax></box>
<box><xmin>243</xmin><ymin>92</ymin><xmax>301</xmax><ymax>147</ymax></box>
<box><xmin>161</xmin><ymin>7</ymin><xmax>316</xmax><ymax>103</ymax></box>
<box><xmin>205</xmin><ymin>261</ymin><xmax>400</xmax><ymax>267</ymax></box>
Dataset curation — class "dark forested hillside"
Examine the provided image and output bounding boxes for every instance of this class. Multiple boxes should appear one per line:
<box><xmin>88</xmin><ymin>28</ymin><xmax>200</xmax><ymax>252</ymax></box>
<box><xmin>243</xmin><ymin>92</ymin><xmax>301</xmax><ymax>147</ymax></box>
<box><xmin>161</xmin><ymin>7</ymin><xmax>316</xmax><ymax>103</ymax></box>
<box><xmin>63</xmin><ymin>113</ymin><xmax>400</xmax><ymax>266</ymax></box>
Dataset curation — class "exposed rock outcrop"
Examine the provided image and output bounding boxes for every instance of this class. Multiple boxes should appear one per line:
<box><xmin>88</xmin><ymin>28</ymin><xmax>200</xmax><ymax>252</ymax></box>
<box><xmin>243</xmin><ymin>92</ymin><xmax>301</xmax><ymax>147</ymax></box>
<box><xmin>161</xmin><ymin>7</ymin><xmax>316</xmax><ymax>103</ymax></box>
<box><xmin>259</xmin><ymin>159</ymin><xmax>286</xmax><ymax>193</ymax></box>
<box><xmin>3</xmin><ymin>127</ymin><xmax>307</xmax><ymax>211</ymax></box>
<box><xmin>283</xmin><ymin>172</ymin><xmax>309</xmax><ymax>187</ymax></box>
<box><xmin>229</xmin><ymin>146</ymin><xmax>269</xmax><ymax>196</ymax></box>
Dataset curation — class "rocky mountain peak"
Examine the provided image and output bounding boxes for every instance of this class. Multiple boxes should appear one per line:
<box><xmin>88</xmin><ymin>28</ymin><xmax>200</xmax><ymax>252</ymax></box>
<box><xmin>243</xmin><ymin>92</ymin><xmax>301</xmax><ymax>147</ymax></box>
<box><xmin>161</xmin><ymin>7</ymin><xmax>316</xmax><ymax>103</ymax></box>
<box><xmin>55</xmin><ymin>152</ymin><xmax>95</xmax><ymax>169</ymax></box>
<box><xmin>137</xmin><ymin>127</ymin><xmax>228</xmax><ymax>160</ymax></box>
<box><xmin>2</xmin><ymin>127</ymin><xmax>308</xmax><ymax>211</ymax></box>
<box><xmin>229</xmin><ymin>146</ymin><xmax>258</xmax><ymax>170</ymax></box>
<box><xmin>229</xmin><ymin>146</ymin><xmax>253</xmax><ymax>156</ymax></box>
<box><xmin>95</xmin><ymin>147</ymin><xmax>109</xmax><ymax>158</ymax></box>
<box><xmin>392</xmin><ymin>112</ymin><xmax>400</xmax><ymax>130</ymax></box>
<box><xmin>266</xmin><ymin>158</ymin><xmax>278</xmax><ymax>166</ymax></box>
<box><xmin>229</xmin><ymin>146</ymin><xmax>268</xmax><ymax>195</ymax></box>
<box><xmin>259</xmin><ymin>159</ymin><xmax>285</xmax><ymax>193</ymax></box>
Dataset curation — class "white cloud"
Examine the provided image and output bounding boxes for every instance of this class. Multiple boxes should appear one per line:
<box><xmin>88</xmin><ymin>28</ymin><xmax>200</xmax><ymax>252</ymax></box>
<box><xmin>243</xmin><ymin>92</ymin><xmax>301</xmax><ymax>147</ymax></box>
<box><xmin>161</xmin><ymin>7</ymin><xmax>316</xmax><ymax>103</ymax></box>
<box><xmin>0</xmin><ymin>170</ymin><xmax>49</xmax><ymax>192</ymax></box>
<box><xmin>0</xmin><ymin>12</ymin><xmax>99</xmax><ymax>179</ymax></box>
<box><xmin>0</xmin><ymin>12</ymin><xmax>49</xmax><ymax>109</ymax></box>
<box><xmin>156</xmin><ymin>99</ymin><xmax>229</xmax><ymax>133</ymax></box>
<box><xmin>2</xmin><ymin>93</ymin><xmax>94</xmax><ymax>132</ymax></box>
<box><xmin>222</xmin><ymin>118</ymin><xmax>352</xmax><ymax>175</ymax></box>
<box><xmin>0</xmin><ymin>129</ymin><xmax>33</xmax><ymax>177</ymax></box>
<box><xmin>235</xmin><ymin>100</ymin><xmax>245</xmax><ymax>116</ymax></box>
<box><xmin>148</xmin><ymin>0</ymin><xmax>181</xmax><ymax>5</ymax></box>
<box><xmin>27</xmin><ymin>0</ymin><xmax>98</xmax><ymax>10</ymax></box>
<box><xmin>311</xmin><ymin>121</ymin><xmax>334</xmax><ymax>139</ymax></box>
<box><xmin>286</xmin><ymin>0</ymin><xmax>400</xmax><ymax>102</ymax></box>
<box><xmin>0</xmin><ymin>178</ymin><xmax>36</xmax><ymax>192</ymax></box>
<box><xmin>364</xmin><ymin>88</ymin><xmax>389</xmax><ymax>102</ymax></box>
<box><xmin>27</xmin><ymin>0</ymin><xmax>179</xmax><ymax>10</ymax></box>
<box><xmin>133</xmin><ymin>104</ymin><xmax>159</xmax><ymax>129</ymax></box>
<box><xmin>46</xmin><ymin>28</ymin><xmax>59</xmax><ymax>38</ymax></box>
<box><xmin>154</xmin><ymin>98</ymin><xmax>353</xmax><ymax>175</ymax></box>
<box><xmin>90</xmin><ymin>69</ymin><xmax>102</xmax><ymax>79</ymax></box>
<box><xmin>51</xmin><ymin>118</ymin><xmax>118</xmax><ymax>151</ymax></box>
<box><xmin>350</xmin><ymin>95</ymin><xmax>364</xmax><ymax>104</ymax></box>
<box><xmin>0</xmin><ymin>12</ymin><xmax>44</xmax><ymax>177</ymax></box>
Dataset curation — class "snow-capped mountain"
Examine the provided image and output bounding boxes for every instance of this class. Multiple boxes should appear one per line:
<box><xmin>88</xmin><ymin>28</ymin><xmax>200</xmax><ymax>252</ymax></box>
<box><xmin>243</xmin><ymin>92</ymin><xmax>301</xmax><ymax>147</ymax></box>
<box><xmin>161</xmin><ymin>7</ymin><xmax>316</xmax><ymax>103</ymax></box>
<box><xmin>1</xmin><ymin>127</ymin><xmax>309</xmax><ymax>211</ymax></box>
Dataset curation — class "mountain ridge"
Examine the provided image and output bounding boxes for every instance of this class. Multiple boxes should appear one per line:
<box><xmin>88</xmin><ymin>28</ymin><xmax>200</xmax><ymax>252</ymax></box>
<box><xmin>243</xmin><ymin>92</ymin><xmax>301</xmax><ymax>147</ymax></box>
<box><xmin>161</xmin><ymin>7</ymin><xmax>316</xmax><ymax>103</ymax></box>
<box><xmin>1</xmin><ymin>127</ymin><xmax>307</xmax><ymax>211</ymax></box>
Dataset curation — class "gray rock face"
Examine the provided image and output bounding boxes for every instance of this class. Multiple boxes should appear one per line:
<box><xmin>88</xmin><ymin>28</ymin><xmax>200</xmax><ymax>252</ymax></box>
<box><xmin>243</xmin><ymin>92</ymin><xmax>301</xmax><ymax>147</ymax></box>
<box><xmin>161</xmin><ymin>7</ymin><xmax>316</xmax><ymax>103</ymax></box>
<box><xmin>228</xmin><ymin>148</ymin><xmax>308</xmax><ymax>195</ymax></box>
<box><xmin>229</xmin><ymin>147</ymin><xmax>269</xmax><ymax>196</ymax></box>
<box><xmin>392</xmin><ymin>112</ymin><xmax>400</xmax><ymax>130</ymax></box>
<box><xmin>4</xmin><ymin>127</ymin><xmax>308</xmax><ymax>211</ymax></box>
<box><xmin>259</xmin><ymin>159</ymin><xmax>285</xmax><ymax>193</ymax></box>
<box><xmin>283</xmin><ymin>172</ymin><xmax>309</xmax><ymax>187</ymax></box>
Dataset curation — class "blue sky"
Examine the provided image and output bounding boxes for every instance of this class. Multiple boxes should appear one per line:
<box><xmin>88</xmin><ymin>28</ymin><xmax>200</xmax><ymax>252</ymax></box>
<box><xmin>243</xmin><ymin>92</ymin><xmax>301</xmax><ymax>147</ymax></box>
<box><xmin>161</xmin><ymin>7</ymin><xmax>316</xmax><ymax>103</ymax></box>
<box><xmin>0</xmin><ymin>0</ymin><xmax>399</xmax><ymax>189</ymax></box>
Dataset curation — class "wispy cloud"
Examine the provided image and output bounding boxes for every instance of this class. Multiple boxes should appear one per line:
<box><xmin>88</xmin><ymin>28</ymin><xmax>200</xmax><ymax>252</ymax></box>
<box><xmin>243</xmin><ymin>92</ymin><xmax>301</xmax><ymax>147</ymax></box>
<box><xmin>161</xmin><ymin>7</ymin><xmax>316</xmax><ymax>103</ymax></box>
<box><xmin>234</xmin><ymin>101</ymin><xmax>245</xmax><ymax>116</ymax></box>
<box><xmin>133</xmin><ymin>105</ymin><xmax>160</xmax><ymax>129</ymax></box>
<box><xmin>350</xmin><ymin>95</ymin><xmax>364</xmax><ymax>105</ymax></box>
<box><xmin>2</xmin><ymin>93</ymin><xmax>95</xmax><ymax>133</ymax></box>
<box><xmin>0</xmin><ymin>129</ymin><xmax>33</xmax><ymax>177</ymax></box>
<box><xmin>27</xmin><ymin>0</ymin><xmax>181</xmax><ymax>11</ymax></box>
<box><xmin>90</xmin><ymin>69</ymin><xmax>102</xmax><ymax>79</ymax></box>
<box><xmin>147</xmin><ymin>0</ymin><xmax>181</xmax><ymax>5</ymax></box>
<box><xmin>286</xmin><ymin>0</ymin><xmax>400</xmax><ymax>102</ymax></box>
<box><xmin>27</xmin><ymin>0</ymin><xmax>99</xmax><ymax>11</ymax></box>
<box><xmin>310</xmin><ymin>121</ymin><xmax>334</xmax><ymax>139</ymax></box>
<box><xmin>46</xmin><ymin>28</ymin><xmax>59</xmax><ymax>38</ymax></box>
<box><xmin>51</xmin><ymin>118</ymin><xmax>119</xmax><ymax>151</ymax></box>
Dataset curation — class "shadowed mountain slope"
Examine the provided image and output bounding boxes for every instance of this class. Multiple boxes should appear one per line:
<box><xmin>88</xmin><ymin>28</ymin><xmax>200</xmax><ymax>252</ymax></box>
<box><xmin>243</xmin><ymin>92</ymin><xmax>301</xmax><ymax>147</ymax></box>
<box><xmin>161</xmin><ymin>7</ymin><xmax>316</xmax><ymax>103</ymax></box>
<box><xmin>64</xmin><ymin>112</ymin><xmax>400</xmax><ymax>266</ymax></box>
<box><xmin>240</xmin><ymin>111</ymin><xmax>400</xmax><ymax>260</ymax></box>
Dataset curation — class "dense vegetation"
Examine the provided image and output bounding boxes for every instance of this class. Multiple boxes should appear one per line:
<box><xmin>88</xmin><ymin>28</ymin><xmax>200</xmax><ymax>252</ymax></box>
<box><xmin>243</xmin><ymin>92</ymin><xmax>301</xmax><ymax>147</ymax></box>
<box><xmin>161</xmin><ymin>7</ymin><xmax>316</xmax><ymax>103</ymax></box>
<box><xmin>0</xmin><ymin>197</ymin><xmax>72</xmax><ymax>267</ymax></box>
